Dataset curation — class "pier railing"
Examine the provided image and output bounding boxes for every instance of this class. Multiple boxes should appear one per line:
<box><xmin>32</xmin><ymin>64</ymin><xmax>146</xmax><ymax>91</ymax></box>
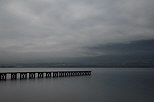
<box><xmin>0</xmin><ymin>71</ymin><xmax>91</xmax><ymax>80</ymax></box>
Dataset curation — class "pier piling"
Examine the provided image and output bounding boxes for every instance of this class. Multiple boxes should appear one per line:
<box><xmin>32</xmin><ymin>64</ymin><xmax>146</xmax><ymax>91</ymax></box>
<box><xmin>20</xmin><ymin>73</ymin><xmax>27</xmax><ymax>79</ymax></box>
<box><xmin>46</xmin><ymin>72</ymin><xmax>51</xmax><ymax>78</ymax></box>
<box><xmin>0</xmin><ymin>73</ymin><xmax>7</xmax><ymax>80</ymax></box>
<box><xmin>38</xmin><ymin>72</ymin><xmax>44</xmax><ymax>78</ymax></box>
<box><xmin>11</xmin><ymin>73</ymin><xmax>17</xmax><ymax>80</ymax></box>
<box><xmin>29</xmin><ymin>72</ymin><xmax>35</xmax><ymax>79</ymax></box>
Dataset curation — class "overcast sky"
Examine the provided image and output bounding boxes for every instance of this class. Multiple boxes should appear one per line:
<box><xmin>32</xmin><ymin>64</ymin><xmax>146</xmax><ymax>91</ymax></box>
<box><xmin>0</xmin><ymin>0</ymin><xmax>154</xmax><ymax>63</ymax></box>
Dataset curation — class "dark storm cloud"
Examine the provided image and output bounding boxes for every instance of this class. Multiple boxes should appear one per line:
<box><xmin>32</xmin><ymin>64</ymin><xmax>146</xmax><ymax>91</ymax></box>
<box><xmin>0</xmin><ymin>0</ymin><xmax>154</xmax><ymax>63</ymax></box>
<box><xmin>88</xmin><ymin>40</ymin><xmax>154</xmax><ymax>56</ymax></box>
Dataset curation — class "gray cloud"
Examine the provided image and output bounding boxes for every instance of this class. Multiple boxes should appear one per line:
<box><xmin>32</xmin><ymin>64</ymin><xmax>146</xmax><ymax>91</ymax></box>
<box><xmin>0</xmin><ymin>0</ymin><xmax>154</xmax><ymax>63</ymax></box>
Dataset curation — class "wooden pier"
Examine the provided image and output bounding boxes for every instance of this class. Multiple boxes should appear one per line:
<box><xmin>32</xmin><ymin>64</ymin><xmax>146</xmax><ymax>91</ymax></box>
<box><xmin>0</xmin><ymin>71</ymin><xmax>91</xmax><ymax>80</ymax></box>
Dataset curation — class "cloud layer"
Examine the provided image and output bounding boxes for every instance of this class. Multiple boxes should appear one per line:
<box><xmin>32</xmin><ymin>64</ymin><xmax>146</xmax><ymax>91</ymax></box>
<box><xmin>0</xmin><ymin>0</ymin><xmax>154</xmax><ymax>63</ymax></box>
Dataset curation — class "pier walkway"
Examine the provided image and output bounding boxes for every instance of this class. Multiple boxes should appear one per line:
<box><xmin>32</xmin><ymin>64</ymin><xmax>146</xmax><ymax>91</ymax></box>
<box><xmin>0</xmin><ymin>71</ymin><xmax>91</xmax><ymax>80</ymax></box>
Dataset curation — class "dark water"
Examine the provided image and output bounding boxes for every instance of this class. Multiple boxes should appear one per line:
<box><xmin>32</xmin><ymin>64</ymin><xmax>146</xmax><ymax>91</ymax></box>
<box><xmin>0</xmin><ymin>68</ymin><xmax>154</xmax><ymax>102</ymax></box>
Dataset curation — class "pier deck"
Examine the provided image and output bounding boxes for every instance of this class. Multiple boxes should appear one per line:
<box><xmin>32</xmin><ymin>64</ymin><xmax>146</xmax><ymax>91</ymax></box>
<box><xmin>0</xmin><ymin>71</ymin><xmax>91</xmax><ymax>80</ymax></box>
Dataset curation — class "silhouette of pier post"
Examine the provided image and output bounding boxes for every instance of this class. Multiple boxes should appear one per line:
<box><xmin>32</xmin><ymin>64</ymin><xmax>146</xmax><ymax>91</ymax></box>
<box><xmin>38</xmin><ymin>72</ymin><xmax>44</xmax><ymax>78</ymax></box>
<box><xmin>29</xmin><ymin>72</ymin><xmax>35</xmax><ymax>79</ymax></box>
<box><xmin>11</xmin><ymin>73</ymin><xmax>17</xmax><ymax>80</ymax></box>
<box><xmin>53</xmin><ymin>72</ymin><xmax>58</xmax><ymax>78</ymax></box>
<box><xmin>20</xmin><ymin>73</ymin><xmax>27</xmax><ymax>79</ymax></box>
<box><xmin>0</xmin><ymin>73</ymin><xmax>7</xmax><ymax>80</ymax></box>
<box><xmin>59</xmin><ymin>72</ymin><xmax>61</xmax><ymax>77</ymax></box>
<box><xmin>46</xmin><ymin>72</ymin><xmax>52</xmax><ymax>78</ymax></box>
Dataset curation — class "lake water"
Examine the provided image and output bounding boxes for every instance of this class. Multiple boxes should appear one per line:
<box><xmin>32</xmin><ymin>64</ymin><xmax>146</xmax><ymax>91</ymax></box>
<box><xmin>0</xmin><ymin>68</ymin><xmax>154</xmax><ymax>102</ymax></box>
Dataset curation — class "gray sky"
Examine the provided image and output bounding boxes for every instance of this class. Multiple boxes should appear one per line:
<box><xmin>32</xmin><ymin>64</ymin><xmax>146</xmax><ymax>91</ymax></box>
<box><xmin>0</xmin><ymin>0</ymin><xmax>154</xmax><ymax>63</ymax></box>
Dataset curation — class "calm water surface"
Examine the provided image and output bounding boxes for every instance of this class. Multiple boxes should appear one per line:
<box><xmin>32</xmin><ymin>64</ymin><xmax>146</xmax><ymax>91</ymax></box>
<box><xmin>0</xmin><ymin>68</ymin><xmax>154</xmax><ymax>102</ymax></box>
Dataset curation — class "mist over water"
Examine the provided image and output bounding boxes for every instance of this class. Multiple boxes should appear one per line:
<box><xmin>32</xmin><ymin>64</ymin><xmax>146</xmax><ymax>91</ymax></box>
<box><xmin>0</xmin><ymin>68</ymin><xmax>154</xmax><ymax>102</ymax></box>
